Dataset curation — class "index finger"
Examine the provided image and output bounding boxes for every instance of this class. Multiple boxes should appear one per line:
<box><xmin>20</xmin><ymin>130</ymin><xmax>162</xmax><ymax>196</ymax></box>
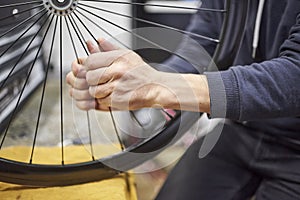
<box><xmin>86</xmin><ymin>40</ymin><xmax>100</xmax><ymax>54</ymax></box>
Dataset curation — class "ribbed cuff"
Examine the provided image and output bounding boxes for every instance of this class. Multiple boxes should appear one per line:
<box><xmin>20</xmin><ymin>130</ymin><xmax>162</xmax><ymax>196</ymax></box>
<box><xmin>204</xmin><ymin>69</ymin><xmax>240</xmax><ymax>120</ymax></box>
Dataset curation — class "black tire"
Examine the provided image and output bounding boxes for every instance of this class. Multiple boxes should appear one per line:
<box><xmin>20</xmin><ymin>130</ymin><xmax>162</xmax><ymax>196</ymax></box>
<box><xmin>0</xmin><ymin>0</ymin><xmax>249</xmax><ymax>186</ymax></box>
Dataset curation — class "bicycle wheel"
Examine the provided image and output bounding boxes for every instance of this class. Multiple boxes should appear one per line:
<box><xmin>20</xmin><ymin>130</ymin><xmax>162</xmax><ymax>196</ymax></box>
<box><xmin>0</xmin><ymin>0</ymin><xmax>249</xmax><ymax>186</ymax></box>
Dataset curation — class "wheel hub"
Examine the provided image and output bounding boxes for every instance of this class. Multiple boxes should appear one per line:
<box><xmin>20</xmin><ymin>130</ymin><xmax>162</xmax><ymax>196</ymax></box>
<box><xmin>43</xmin><ymin>0</ymin><xmax>78</xmax><ymax>16</ymax></box>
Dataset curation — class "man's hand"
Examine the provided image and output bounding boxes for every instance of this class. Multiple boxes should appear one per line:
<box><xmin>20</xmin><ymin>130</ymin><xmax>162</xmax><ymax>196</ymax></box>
<box><xmin>66</xmin><ymin>38</ymin><xmax>211</xmax><ymax>113</ymax></box>
<box><xmin>66</xmin><ymin>38</ymin><xmax>162</xmax><ymax>111</ymax></box>
<box><xmin>66</xmin><ymin>38</ymin><xmax>118</xmax><ymax>111</ymax></box>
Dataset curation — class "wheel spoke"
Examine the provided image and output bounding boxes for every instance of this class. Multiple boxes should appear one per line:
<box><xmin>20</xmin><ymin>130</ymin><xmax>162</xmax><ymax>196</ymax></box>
<box><xmin>69</xmin><ymin>14</ymin><xmax>89</xmax><ymax>54</ymax></box>
<box><xmin>29</xmin><ymin>15</ymin><xmax>58</xmax><ymax>164</ymax></box>
<box><xmin>109</xmin><ymin>108</ymin><xmax>132</xmax><ymax>193</ymax></box>
<box><xmin>77</xmin><ymin>6</ymin><xmax>169</xmax><ymax>51</ymax></box>
<box><xmin>86</xmin><ymin>112</ymin><xmax>95</xmax><ymax>161</ymax></box>
<box><xmin>69</xmin><ymin>12</ymin><xmax>98</xmax><ymax>44</ymax></box>
<box><xmin>64</xmin><ymin>16</ymin><xmax>79</xmax><ymax>61</ymax></box>
<box><xmin>0</xmin><ymin>9</ymin><xmax>47</xmax><ymax>45</ymax></box>
<box><xmin>0</xmin><ymin>10</ymin><xmax>48</xmax><ymax>90</ymax></box>
<box><xmin>76</xmin><ymin>8</ymin><xmax>162</xmax><ymax>152</ymax></box>
<box><xmin>78</xmin><ymin>3</ymin><xmax>219</xmax><ymax>43</ymax></box>
<box><xmin>77</xmin><ymin>6</ymin><xmax>201</xmax><ymax>72</ymax></box>
<box><xmin>65</xmin><ymin>15</ymin><xmax>97</xmax><ymax>161</ymax></box>
<box><xmin>66</xmin><ymin>15</ymin><xmax>96</xmax><ymax>161</ymax></box>
<box><xmin>74</xmin><ymin>9</ymin><xmax>130</xmax><ymax>48</ymax></box>
<box><xmin>0</xmin><ymin>13</ymin><xmax>52</xmax><ymax>150</ymax></box>
<box><xmin>71</xmin><ymin>9</ymin><xmax>127</xmax><ymax>155</ymax></box>
<box><xmin>67</xmin><ymin>15</ymin><xmax>89</xmax><ymax>55</ymax></box>
<box><xmin>0</xmin><ymin>4</ymin><xmax>44</xmax><ymax>24</ymax></box>
<box><xmin>69</xmin><ymin>15</ymin><xmax>86</xmax><ymax>42</ymax></box>
<box><xmin>0</xmin><ymin>1</ymin><xmax>42</xmax><ymax>9</ymax></box>
<box><xmin>109</xmin><ymin>109</ymin><xmax>125</xmax><ymax>151</ymax></box>
<box><xmin>0</xmin><ymin>8</ymin><xmax>47</xmax><ymax>41</ymax></box>
<box><xmin>59</xmin><ymin>16</ymin><xmax>65</xmax><ymax>165</ymax></box>
<box><xmin>70</xmin><ymin>11</ymin><xmax>127</xmax><ymax>161</ymax></box>
<box><xmin>71</xmin><ymin>12</ymin><xmax>97</xmax><ymax>44</ymax></box>
<box><xmin>80</xmin><ymin>0</ymin><xmax>226</xmax><ymax>13</ymax></box>
<box><xmin>0</xmin><ymin>9</ymin><xmax>47</xmax><ymax>59</ymax></box>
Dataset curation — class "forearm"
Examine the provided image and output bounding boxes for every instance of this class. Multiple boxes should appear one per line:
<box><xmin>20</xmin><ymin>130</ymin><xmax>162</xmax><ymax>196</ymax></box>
<box><xmin>152</xmin><ymin>72</ymin><xmax>211</xmax><ymax>113</ymax></box>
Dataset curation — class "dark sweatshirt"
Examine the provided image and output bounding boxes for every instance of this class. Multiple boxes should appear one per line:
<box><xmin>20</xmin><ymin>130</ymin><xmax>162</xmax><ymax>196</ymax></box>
<box><xmin>163</xmin><ymin>0</ymin><xmax>300</xmax><ymax>139</ymax></box>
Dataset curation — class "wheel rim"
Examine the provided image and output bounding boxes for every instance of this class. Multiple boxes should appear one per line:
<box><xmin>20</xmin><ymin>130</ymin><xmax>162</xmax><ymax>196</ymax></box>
<box><xmin>0</xmin><ymin>0</ymin><xmax>249</xmax><ymax>186</ymax></box>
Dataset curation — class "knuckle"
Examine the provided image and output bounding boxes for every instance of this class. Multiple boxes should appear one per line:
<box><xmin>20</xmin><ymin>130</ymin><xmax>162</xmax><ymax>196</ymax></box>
<box><xmin>76</xmin><ymin>101</ymin><xmax>91</xmax><ymax>111</ymax></box>
<box><xmin>95</xmin><ymin>86</ymin><xmax>106</xmax><ymax>98</ymax></box>
<box><xmin>87</xmin><ymin>68</ymin><xmax>109</xmax><ymax>85</ymax></box>
<box><xmin>83</xmin><ymin>90</ymin><xmax>92</xmax><ymax>99</ymax></box>
<box><xmin>66</xmin><ymin>73</ymin><xmax>73</xmax><ymax>85</ymax></box>
<box><xmin>72</xmin><ymin>62</ymin><xmax>86</xmax><ymax>78</ymax></box>
<box><xmin>76</xmin><ymin>101</ymin><xmax>85</xmax><ymax>110</ymax></box>
<box><xmin>80</xmin><ymin>80</ymin><xmax>89</xmax><ymax>89</ymax></box>
<box><xmin>96</xmin><ymin>84</ymin><xmax>114</xmax><ymax>99</ymax></box>
<box><xmin>86</xmin><ymin>71</ymin><xmax>96</xmax><ymax>85</ymax></box>
<box><xmin>75</xmin><ymin>79</ymin><xmax>88</xmax><ymax>89</ymax></box>
<box><xmin>97</xmin><ymin>97</ymin><xmax>109</xmax><ymax>107</ymax></box>
<box><xmin>71</xmin><ymin>61</ymin><xmax>80</xmax><ymax>75</ymax></box>
<box><xmin>89</xmin><ymin>86</ymin><xmax>97</xmax><ymax>97</ymax></box>
<box><xmin>85</xmin><ymin>54</ymin><xmax>97</xmax><ymax>70</ymax></box>
<box><xmin>74</xmin><ymin>92</ymin><xmax>82</xmax><ymax>101</ymax></box>
<box><xmin>84</xmin><ymin>56</ymin><xmax>91</xmax><ymax>68</ymax></box>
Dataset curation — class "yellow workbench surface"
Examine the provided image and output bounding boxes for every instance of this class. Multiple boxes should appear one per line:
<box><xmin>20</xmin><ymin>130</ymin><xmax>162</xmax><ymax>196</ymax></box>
<box><xmin>0</xmin><ymin>146</ymin><xmax>137</xmax><ymax>200</ymax></box>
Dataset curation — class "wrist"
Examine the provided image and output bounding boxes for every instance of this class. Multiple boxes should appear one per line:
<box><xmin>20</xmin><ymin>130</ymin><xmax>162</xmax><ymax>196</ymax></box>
<box><xmin>150</xmin><ymin>72</ymin><xmax>211</xmax><ymax>113</ymax></box>
<box><xmin>150</xmin><ymin>72</ymin><xmax>179</xmax><ymax>109</ymax></box>
<box><xmin>184</xmin><ymin>74</ymin><xmax>210</xmax><ymax>113</ymax></box>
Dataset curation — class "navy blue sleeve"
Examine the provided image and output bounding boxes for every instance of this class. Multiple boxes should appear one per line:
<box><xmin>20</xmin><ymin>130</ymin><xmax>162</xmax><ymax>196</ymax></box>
<box><xmin>205</xmin><ymin>14</ymin><xmax>300</xmax><ymax>120</ymax></box>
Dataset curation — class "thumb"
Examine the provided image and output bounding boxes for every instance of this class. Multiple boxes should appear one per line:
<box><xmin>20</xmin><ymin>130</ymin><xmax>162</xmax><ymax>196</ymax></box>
<box><xmin>86</xmin><ymin>40</ymin><xmax>100</xmax><ymax>54</ymax></box>
<box><xmin>97</xmin><ymin>38</ymin><xmax>120</xmax><ymax>52</ymax></box>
